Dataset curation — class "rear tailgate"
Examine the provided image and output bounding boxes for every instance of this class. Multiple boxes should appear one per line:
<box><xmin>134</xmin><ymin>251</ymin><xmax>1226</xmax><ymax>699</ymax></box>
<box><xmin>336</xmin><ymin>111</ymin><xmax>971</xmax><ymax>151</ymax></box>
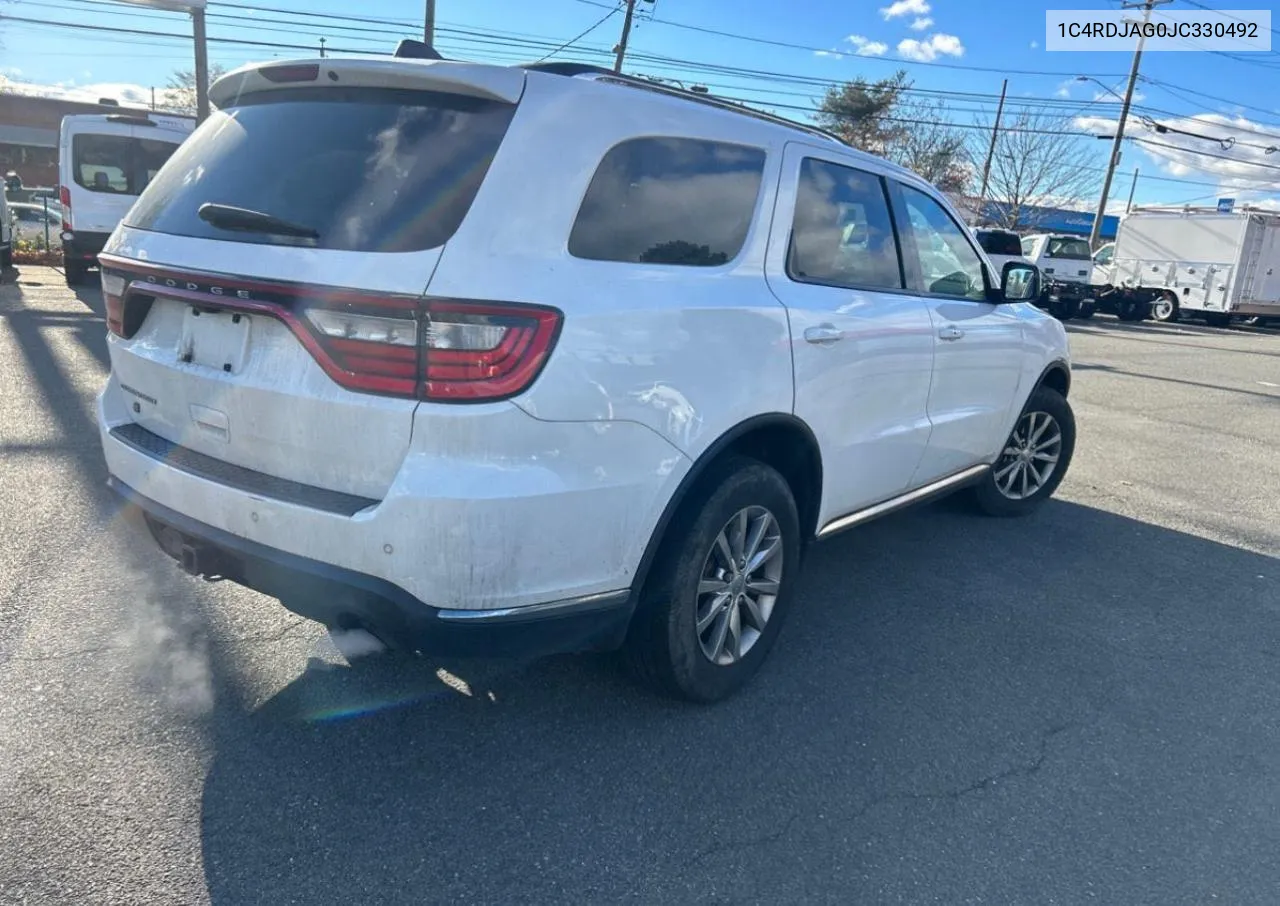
<box><xmin>100</xmin><ymin>61</ymin><xmax>523</xmax><ymax>500</ymax></box>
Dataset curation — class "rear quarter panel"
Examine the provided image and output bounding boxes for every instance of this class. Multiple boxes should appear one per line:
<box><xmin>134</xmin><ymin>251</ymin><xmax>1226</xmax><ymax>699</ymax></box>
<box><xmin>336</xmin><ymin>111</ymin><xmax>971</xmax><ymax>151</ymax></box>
<box><xmin>424</xmin><ymin>74</ymin><xmax>795</xmax><ymax>461</ymax></box>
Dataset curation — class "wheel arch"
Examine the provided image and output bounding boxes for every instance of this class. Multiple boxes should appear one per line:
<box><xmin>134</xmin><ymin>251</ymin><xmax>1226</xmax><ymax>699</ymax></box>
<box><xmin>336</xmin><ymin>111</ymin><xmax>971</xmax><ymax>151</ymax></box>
<box><xmin>1034</xmin><ymin>359</ymin><xmax>1071</xmax><ymax>399</ymax></box>
<box><xmin>629</xmin><ymin>413</ymin><xmax>823</xmax><ymax>605</ymax></box>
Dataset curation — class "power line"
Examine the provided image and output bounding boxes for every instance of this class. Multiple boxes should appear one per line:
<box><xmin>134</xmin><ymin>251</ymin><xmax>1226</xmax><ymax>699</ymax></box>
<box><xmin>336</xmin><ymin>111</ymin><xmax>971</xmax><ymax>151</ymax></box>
<box><xmin>536</xmin><ymin>6</ymin><xmax>616</xmax><ymax>63</ymax></box>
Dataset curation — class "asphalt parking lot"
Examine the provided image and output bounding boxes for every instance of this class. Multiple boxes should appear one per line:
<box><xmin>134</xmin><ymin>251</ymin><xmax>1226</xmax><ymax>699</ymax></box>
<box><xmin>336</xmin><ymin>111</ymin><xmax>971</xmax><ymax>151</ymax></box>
<box><xmin>1</xmin><ymin>266</ymin><xmax>1278</xmax><ymax>905</ymax></box>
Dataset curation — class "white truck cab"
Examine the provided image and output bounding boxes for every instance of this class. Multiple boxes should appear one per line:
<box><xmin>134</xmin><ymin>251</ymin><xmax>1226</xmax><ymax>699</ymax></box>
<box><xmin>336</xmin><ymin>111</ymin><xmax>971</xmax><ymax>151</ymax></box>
<box><xmin>1021</xmin><ymin>233</ymin><xmax>1097</xmax><ymax>320</ymax></box>
<box><xmin>58</xmin><ymin>112</ymin><xmax>193</xmax><ymax>286</ymax></box>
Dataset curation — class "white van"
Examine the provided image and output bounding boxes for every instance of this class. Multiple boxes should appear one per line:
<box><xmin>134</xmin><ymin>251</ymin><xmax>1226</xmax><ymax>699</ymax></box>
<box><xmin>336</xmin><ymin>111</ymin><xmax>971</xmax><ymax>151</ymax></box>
<box><xmin>58</xmin><ymin>112</ymin><xmax>193</xmax><ymax>285</ymax></box>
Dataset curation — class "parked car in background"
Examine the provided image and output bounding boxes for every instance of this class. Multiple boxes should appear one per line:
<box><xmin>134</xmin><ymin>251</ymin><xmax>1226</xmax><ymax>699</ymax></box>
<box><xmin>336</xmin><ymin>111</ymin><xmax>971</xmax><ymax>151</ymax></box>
<box><xmin>9</xmin><ymin>202</ymin><xmax>62</xmax><ymax>250</ymax></box>
<box><xmin>973</xmin><ymin>228</ymin><xmax>1028</xmax><ymax>274</ymax></box>
<box><xmin>1021</xmin><ymin>232</ymin><xmax>1097</xmax><ymax>320</ymax></box>
<box><xmin>0</xmin><ymin>192</ymin><xmax>11</xmax><ymax>270</ymax></box>
<box><xmin>58</xmin><ymin>111</ymin><xmax>193</xmax><ymax>286</ymax></box>
<box><xmin>96</xmin><ymin>54</ymin><xmax>1074</xmax><ymax>702</ymax></box>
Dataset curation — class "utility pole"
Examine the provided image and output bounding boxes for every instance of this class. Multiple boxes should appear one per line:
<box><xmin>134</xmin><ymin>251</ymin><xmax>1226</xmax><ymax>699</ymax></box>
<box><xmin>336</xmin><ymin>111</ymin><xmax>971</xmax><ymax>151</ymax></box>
<box><xmin>424</xmin><ymin>0</ymin><xmax>435</xmax><ymax>45</ymax></box>
<box><xmin>613</xmin><ymin>0</ymin><xmax>640</xmax><ymax>73</ymax></box>
<box><xmin>192</xmin><ymin>5</ymin><xmax>209</xmax><ymax>124</ymax></box>
<box><xmin>1089</xmin><ymin>0</ymin><xmax>1171</xmax><ymax>249</ymax></box>
<box><xmin>1125</xmin><ymin>167</ymin><xmax>1139</xmax><ymax>213</ymax></box>
<box><xmin>319</xmin><ymin>37</ymin><xmax>327</xmax><ymax>58</ymax></box>
<box><xmin>977</xmin><ymin>78</ymin><xmax>1008</xmax><ymax>218</ymax></box>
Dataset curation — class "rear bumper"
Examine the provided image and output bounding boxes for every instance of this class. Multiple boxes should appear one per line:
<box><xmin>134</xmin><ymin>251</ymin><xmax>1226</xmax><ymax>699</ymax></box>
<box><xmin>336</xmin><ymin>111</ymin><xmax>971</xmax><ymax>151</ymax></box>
<box><xmin>111</xmin><ymin>477</ymin><xmax>635</xmax><ymax>658</ymax></box>
<box><xmin>62</xmin><ymin>230</ymin><xmax>110</xmax><ymax>262</ymax></box>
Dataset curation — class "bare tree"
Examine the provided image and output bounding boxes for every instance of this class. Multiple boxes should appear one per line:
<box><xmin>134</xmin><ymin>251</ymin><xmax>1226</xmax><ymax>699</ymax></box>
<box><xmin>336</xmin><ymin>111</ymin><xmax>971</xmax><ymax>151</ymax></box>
<box><xmin>815</xmin><ymin>71</ymin><xmax>970</xmax><ymax>192</ymax></box>
<box><xmin>971</xmin><ymin>110</ymin><xmax>1099</xmax><ymax>230</ymax></box>
<box><xmin>164</xmin><ymin>64</ymin><xmax>228</xmax><ymax>116</ymax></box>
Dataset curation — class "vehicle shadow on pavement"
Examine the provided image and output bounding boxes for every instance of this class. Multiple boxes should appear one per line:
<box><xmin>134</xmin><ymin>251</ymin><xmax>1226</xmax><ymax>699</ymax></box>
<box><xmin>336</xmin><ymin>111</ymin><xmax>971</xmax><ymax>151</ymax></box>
<box><xmin>199</xmin><ymin>499</ymin><xmax>1280</xmax><ymax>904</ymax></box>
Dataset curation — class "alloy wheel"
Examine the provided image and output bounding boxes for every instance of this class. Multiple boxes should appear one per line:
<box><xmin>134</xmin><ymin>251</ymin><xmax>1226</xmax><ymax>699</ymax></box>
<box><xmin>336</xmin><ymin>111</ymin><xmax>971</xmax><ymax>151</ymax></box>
<box><xmin>695</xmin><ymin>506</ymin><xmax>784</xmax><ymax>666</ymax></box>
<box><xmin>994</xmin><ymin>411</ymin><xmax>1063</xmax><ymax>501</ymax></box>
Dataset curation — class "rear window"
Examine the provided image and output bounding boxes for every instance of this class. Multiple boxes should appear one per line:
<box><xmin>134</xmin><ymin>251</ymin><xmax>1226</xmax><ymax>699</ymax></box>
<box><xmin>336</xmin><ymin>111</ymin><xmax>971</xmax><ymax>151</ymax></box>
<box><xmin>1047</xmin><ymin>236</ymin><xmax>1092</xmax><ymax>259</ymax></box>
<box><xmin>568</xmin><ymin>137</ymin><xmax>766</xmax><ymax>267</ymax></box>
<box><xmin>72</xmin><ymin>134</ymin><xmax>181</xmax><ymax>196</ymax></box>
<box><xmin>125</xmin><ymin>87</ymin><xmax>515</xmax><ymax>253</ymax></box>
<box><xmin>975</xmin><ymin>230</ymin><xmax>1022</xmax><ymax>256</ymax></box>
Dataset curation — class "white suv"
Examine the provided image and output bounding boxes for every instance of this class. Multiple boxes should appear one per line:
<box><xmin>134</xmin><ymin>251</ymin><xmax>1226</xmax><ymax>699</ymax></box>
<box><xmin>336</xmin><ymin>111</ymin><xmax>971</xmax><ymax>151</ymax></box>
<box><xmin>95</xmin><ymin>54</ymin><xmax>1074</xmax><ymax>701</ymax></box>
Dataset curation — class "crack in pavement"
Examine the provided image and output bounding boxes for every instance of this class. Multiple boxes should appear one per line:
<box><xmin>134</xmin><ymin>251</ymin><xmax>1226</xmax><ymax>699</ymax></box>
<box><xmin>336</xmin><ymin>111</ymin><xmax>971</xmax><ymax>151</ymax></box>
<box><xmin>682</xmin><ymin>723</ymin><xmax>1075</xmax><ymax>869</ymax></box>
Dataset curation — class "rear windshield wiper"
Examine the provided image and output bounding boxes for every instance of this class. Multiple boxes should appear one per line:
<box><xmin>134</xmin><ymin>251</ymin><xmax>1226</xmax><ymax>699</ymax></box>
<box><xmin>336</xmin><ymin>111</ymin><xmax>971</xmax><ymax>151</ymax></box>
<box><xmin>198</xmin><ymin>203</ymin><xmax>320</xmax><ymax>240</ymax></box>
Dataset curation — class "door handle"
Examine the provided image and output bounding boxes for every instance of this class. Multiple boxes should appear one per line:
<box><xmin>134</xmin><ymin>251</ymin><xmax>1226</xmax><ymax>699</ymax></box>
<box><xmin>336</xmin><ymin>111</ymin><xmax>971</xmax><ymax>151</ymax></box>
<box><xmin>804</xmin><ymin>324</ymin><xmax>844</xmax><ymax>344</ymax></box>
<box><xmin>938</xmin><ymin>326</ymin><xmax>965</xmax><ymax>341</ymax></box>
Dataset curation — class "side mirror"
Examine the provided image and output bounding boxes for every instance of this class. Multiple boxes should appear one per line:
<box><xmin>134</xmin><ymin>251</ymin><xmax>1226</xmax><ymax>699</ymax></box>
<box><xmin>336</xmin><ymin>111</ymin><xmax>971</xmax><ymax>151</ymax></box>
<box><xmin>1001</xmin><ymin>262</ymin><xmax>1040</xmax><ymax>303</ymax></box>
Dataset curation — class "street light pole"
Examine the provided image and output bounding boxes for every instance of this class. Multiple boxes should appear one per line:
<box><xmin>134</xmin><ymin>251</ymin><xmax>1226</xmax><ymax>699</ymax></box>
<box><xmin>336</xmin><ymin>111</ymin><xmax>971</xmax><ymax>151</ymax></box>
<box><xmin>192</xmin><ymin>6</ymin><xmax>209</xmax><ymax>124</ymax></box>
<box><xmin>424</xmin><ymin>0</ymin><xmax>435</xmax><ymax>45</ymax></box>
<box><xmin>1088</xmin><ymin>0</ymin><xmax>1171</xmax><ymax>249</ymax></box>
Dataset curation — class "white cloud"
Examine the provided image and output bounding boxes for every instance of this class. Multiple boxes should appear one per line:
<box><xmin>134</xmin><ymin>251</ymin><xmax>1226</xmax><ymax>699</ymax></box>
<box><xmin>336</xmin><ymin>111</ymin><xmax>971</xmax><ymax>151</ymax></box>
<box><xmin>910</xmin><ymin>16</ymin><xmax>935</xmax><ymax>30</ymax></box>
<box><xmin>814</xmin><ymin>49</ymin><xmax>839</xmax><ymax>58</ymax></box>
<box><xmin>1030</xmin><ymin>40</ymin><xmax>1040</xmax><ymax>49</ymax></box>
<box><xmin>1074</xmin><ymin>111</ymin><xmax>1280</xmax><ymax>192</ymax></box>
<box><xmin>897</xmin><ymin>33</ymin><xmax>965</xmax><ymax>61</ymax></box>
<box><xmin>846</xmin><ymin>34</ymin><xmax>890</xmax><ymax>56</ymax></box>
<box><xmin>881</xmin><ymin>0</ymin><xmax>931</xmax><ymax>20</ymax></box>
<box><xmin>0</xmin><ymin>76</ymin><xmax>177</xmax><ymax>109</ymax></box>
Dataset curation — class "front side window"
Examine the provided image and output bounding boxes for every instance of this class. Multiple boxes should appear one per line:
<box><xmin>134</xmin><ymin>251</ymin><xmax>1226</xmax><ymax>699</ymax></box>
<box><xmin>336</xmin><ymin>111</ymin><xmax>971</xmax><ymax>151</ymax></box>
<box><xmin>1095</xmin><ymin>245</ymin><xmax>1114</xmax><ymax>265</ymax></box>
<box><xmin>788</xmin><ymin>157</ymin><xmax>902</xmax><ymax>290</ymax></box>
<box><xmin>898</xmin><ymin>185</ymin><xmax>987</xmax><ymax>301</ymax></box>
<box><xmin>568</xmin><ymin>137</ymin><xmax>765</xmax><ymax>267</ymax></box>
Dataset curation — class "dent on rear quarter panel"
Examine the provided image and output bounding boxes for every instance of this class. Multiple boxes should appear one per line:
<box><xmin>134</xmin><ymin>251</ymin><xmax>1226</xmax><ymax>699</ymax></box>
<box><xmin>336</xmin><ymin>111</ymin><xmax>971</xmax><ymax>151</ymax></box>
<box><xmin>421</xmin><ymin>75</ymin><xmax>795</xmax><ymax>460</ymax></box>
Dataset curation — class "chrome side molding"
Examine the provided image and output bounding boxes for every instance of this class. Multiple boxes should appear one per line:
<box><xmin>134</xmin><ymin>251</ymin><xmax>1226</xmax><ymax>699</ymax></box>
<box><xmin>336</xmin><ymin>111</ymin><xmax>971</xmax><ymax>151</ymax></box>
<box><xmin>816</xmin><ymin>464</ymin><xmax>990</xmax><ymax>539</ymax></box>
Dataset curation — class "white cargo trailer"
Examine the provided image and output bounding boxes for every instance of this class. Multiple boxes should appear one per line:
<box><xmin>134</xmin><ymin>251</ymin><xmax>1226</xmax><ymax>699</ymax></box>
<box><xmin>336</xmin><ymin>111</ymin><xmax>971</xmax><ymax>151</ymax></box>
<box><xmin>1095</xmin><ymin>205</ymin><xmax>1280</xmax><ymax>325</ymax></box>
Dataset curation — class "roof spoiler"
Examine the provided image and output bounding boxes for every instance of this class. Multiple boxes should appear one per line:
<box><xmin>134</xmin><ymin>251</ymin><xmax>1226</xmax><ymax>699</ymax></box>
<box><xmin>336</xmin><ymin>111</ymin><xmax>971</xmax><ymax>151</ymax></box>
<box><xmin>105</xmin><ymin>114</ymin><xmax>157</xmax><ymax>127</ymax></box>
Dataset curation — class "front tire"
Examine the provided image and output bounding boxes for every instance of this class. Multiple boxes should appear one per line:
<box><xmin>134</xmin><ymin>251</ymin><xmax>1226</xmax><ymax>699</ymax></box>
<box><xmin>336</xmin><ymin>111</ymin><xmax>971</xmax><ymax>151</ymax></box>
<box><xmin>624</xmin><ymin>457</ymin><xmax>802</xmax><ymax>702</ymax></box>
<box><xmin>970</xmin><ymin>387</ymin><xmax>1076</xmax><ymax>518</ymax></box>
<box><xmin>1076</xmin><ymin>301</ymin><xmax>1096</xmax><ymax>320</ymax></box>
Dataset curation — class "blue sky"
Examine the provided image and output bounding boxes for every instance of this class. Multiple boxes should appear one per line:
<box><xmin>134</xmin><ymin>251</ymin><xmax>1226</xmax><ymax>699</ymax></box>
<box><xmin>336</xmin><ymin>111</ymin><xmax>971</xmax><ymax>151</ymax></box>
<box><xmin>4</xmin><ymin>0</ymin><xmax>1280</xmax><ymax>208</ymax></box>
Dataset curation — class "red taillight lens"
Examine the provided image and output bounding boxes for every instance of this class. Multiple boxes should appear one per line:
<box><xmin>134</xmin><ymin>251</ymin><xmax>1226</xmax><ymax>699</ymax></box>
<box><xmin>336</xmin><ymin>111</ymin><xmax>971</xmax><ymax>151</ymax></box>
<box><xmin>421</xmin><ymin>301</ymin><xmax>561</xmax><ymax>402</ymax></box>
<box><xmin>59</xmin><ymin>185</ymin><xmax>71</xmax><ymax>230</ymax></box>
<box><xmin>102</xmin><ymin>272</ymin><xmax>125</xmax><ymax>336</ymax></box>
<box><xmin>303</xmin><ymin>305</ymin><xmax>421</xmax><ymax>397</ymax></box>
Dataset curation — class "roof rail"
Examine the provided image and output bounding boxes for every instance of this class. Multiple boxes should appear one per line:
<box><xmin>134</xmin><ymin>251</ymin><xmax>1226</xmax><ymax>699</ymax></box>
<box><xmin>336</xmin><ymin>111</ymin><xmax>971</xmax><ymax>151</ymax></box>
<box><xmin>521</xmin><ymin>62</ymin><xmax>846</xmax><ymax>146</ymax></box>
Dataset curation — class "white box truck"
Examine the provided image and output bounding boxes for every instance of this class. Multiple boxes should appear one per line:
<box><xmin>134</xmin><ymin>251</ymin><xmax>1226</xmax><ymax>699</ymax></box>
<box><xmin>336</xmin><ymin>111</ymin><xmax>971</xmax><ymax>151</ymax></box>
<box><xmin>1093</xmin><ymin>205</ymin><xmax>1280</xmax><ymax>326</ymax></box>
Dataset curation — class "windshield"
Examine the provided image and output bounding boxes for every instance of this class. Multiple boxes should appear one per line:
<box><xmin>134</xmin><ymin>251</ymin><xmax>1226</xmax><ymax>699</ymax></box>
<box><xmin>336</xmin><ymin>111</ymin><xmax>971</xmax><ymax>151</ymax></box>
<box><xmin>1047</xmin><ymin>236</ymin><xmax>1092</xmax><ymax>259</ymax></box>
<box><xmin>125</xmin><ymin>87</ymin><xmax>516</xmax><ymax>253</ymax></box>
<box><xmin>72</xmin><ymin>134</ymin><xmax>182</xmax><ymax>197</ymax></box>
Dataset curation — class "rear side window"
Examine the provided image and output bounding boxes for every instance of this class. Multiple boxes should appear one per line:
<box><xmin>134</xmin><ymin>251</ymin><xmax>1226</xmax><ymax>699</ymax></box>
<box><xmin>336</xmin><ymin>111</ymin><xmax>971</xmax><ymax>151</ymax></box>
<box><xmin>73</xmin><ymin>135</ymin><xmax>180</xmax><ymax>196</ymax></box>
<box><xmin>126</xmin><ymin>88</ymin><xmax>516</xmax><ymax>253</ymax></box>
<box><xmin>568</xmin><ymin>137</ymin><xmax>765</xmax><ymax>267</ymax></box>
<box><xmin>976</xmin><ymin>230</ymin><xmax>1022</xmax><ymax>257</ymax></box>
<box><xmin>788</xmin><ymin>157</ymin><xmax>902</xmax><ymax>290</ymax></box>
<box><xmin>1021</xmin><ymin>237</ymin><xmax>1036</xmax><ymax>257</ymax></box>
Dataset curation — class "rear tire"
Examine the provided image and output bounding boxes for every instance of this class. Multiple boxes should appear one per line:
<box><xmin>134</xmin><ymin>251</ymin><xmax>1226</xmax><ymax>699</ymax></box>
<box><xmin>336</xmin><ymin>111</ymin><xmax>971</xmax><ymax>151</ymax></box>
<box><xmin>1115</xmin><ymin>298</ymin><xmax>1149</xmax><ymax>322</ymax></box>
<box><xmin>1149</xmin><ymin>293</ymin><xmax>1179</xmax><ymax>323</ymax></box>
<box><xmin>970</xmin><ymin>387</ymin><xmax>1076</xmax><ymax>518</ymax></box>
<box><xmin>64</xmin><ymin>260</ymin><xmax>88</xmax><ymax>286</ymax></box>
<box><xmin>624</xmin><ymin>457</ymin><xmax>802</xmax><ymax>703</ymax></box>
<box><xmin>1076</xmin><ymin>301</ymin><xmax>1096</xmax><ymax>320</ymax></box>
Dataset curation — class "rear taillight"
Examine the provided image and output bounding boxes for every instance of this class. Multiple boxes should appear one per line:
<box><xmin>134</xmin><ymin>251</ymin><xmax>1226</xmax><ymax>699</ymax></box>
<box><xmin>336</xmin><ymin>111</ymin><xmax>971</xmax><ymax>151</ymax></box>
<box><xmin>300</xmin><ymin>298</ymin><xmax>560</xmax><ymax>402</ymax></box>
<box><xmin>102</xmin><ymin>272</ymin><xmax>126</xmax><ymax>336</ymax></box>
<box><xmin>59</xmin><ymin>185</ymin><xmax>72</xmax><ymax>231</ymax></box>
<box><xmin>303</xmin><ymin>305</ymin><xmax>421</xmax><ymax>396</ymax></box>
<box><xmin>421</xmin><ymin>301</ymin><xmax>561</xmax><ymax>402</ymax></box>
